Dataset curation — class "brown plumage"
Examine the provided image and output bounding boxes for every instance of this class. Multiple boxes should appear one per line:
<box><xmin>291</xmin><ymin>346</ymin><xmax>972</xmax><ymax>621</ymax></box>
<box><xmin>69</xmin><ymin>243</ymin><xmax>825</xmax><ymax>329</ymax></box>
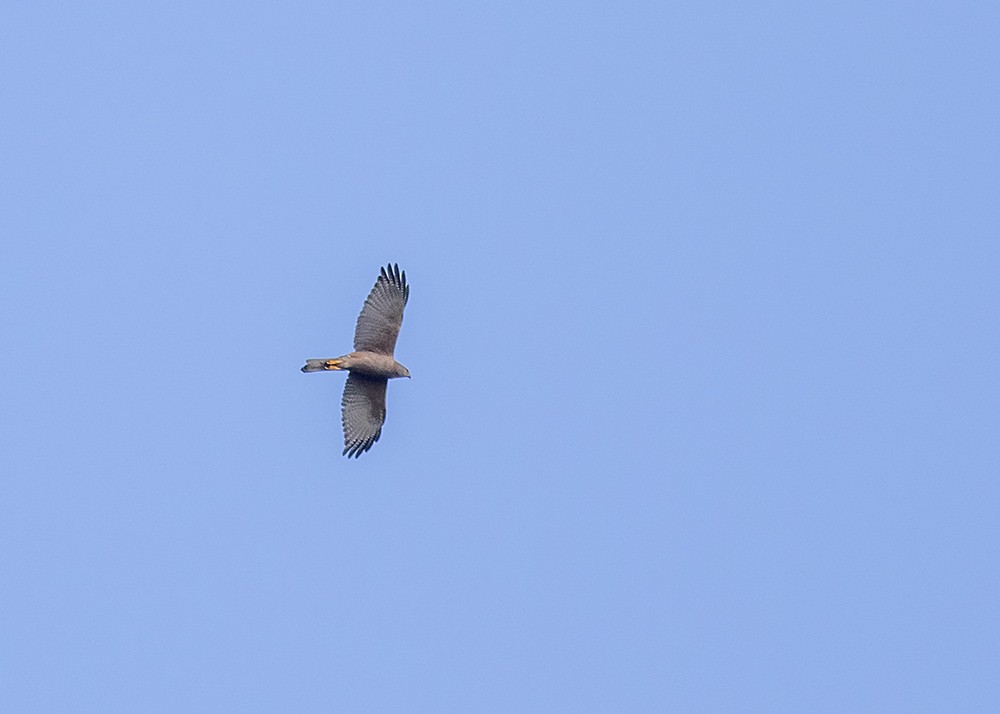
<box><xmin>302</xmin><ymin>263</ymin><xmax>410</xmax><ymax>458</ymax></box>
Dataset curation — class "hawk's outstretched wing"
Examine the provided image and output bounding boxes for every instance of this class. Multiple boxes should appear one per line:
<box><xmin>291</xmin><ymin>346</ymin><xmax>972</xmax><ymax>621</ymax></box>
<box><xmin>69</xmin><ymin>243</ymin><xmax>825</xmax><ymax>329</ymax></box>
<box><xmin>353</xmin><ymin>263</ymin><xmax>409</xmax><ymax>355</ymax></box>
<box><xmin>341</xmin><ymin>372</ymin><xmax>388</xmax><ymax>458</ymax></box>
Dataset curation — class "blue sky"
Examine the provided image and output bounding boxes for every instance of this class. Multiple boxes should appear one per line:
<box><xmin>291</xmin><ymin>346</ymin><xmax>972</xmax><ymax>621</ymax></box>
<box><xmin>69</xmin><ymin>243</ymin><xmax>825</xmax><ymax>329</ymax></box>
<box><xmin>2</xmin><ymin>2</ymin><xmax>998</xmax><ymax>711</ymax></box>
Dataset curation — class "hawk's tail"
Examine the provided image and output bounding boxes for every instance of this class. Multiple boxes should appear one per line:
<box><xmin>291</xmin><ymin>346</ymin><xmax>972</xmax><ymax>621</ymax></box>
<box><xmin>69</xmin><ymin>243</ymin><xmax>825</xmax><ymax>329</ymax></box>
<box><xmin>301</xmin><ymin>358</ymin><xmax>346</xmax><ymax>373</ymax></box>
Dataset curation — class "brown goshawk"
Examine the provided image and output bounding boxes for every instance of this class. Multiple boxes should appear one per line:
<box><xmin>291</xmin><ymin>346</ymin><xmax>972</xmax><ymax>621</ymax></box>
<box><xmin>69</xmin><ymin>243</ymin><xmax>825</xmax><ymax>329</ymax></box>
<box><xmin>302</xmin><ymin>263</ymin><xmax>410</xmax><ymax>457</ymax></box>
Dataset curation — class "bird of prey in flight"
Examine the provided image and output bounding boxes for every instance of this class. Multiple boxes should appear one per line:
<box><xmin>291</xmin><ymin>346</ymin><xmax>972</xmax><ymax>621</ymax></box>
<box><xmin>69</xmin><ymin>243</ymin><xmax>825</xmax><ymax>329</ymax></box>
<box><xmin>302</xmin><ymin>263</ymin><xmax>410</xmax><ymax>458</ymax></box>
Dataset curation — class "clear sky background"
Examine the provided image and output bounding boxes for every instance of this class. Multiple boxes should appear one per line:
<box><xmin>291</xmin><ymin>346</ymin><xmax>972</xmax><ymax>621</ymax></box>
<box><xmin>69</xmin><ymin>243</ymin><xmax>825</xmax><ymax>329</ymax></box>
<box><xmin>2</xmin><ymin>2</ymin><xmax>998</xmax><ymax>712</ymax></box>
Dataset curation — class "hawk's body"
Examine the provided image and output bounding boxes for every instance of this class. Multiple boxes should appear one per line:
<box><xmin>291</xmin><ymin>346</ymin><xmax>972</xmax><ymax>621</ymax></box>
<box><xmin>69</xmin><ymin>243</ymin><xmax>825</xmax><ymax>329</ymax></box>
<box><xmin>302</xmin><ymin>264</ymin><xmax>410</xmax><ymax>458</ymax></box>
